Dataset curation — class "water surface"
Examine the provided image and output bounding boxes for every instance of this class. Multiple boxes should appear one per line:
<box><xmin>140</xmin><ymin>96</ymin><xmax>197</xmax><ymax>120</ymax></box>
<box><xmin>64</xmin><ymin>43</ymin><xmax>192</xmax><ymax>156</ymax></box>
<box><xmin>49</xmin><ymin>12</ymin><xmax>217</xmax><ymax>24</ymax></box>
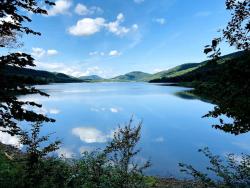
<box><xmin>18</xmin><ymin>82</ymin><xmax>250</xmax><ymax>177</ymax></box>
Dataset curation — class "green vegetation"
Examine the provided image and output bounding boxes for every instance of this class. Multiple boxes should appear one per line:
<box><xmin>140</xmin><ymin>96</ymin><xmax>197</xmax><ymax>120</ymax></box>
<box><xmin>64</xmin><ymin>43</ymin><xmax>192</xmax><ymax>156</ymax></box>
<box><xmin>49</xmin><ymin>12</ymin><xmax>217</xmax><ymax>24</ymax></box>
<box><xmin>179</xmin><ymin>147</ymin><xmax>250</xmax><ymax>188</ymax></box>
<box><xmin>149</xmin><ymin>51</ymin><xmax>250</xmax><ymax>135</ymax></box>
<box><xmin>0</xmin><ymin>119</ymin><xmax>152</xmax><ymax>188</ymax></box>
<box><xmin>111</xmin><ymin>71</ymin><xmax>152</xmax><ymax>82</ymax></box>
<box><xmin>78</xmin><ymin>75</ymin><xmax>104</xmax><ymax>82</ymax></box>
<box><xmin>3</xmin><ymin>65</ymin><xmax>83</xmax><ymax>84</ymax></box>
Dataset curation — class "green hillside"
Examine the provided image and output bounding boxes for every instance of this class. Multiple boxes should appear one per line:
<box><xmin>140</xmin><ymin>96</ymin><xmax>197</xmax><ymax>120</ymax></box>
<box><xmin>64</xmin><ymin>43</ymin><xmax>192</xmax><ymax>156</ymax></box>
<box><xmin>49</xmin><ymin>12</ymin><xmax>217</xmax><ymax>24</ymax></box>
<box><xmin>78</xmin><ymin>75</ymin><xmax>104</xmax><ymax>82</ymax></box>
<box><xmin>148</xmin><ymin>63</ymin><xmax>200</xmax><ymax>81</ymax></box>
<box><xmin>111</xmin><ymin>71</ymin><xmax>152</xmax><ymax>82</ymax></box>
<box><xmin>2</xmin><ymin>65</ymin><xmax>83</xmax><ymax>84</ymax></box>
<box><xmin>149</xmin><ymin>51</ymin><xmax>245</xmax><ymax>83</ymax></box>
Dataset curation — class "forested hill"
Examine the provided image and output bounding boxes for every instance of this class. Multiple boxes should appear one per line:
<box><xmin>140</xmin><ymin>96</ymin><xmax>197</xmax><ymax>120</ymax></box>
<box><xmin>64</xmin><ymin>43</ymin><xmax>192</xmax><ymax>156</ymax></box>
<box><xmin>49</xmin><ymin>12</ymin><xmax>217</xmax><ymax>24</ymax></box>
<box><xmin>2</xmin><ymin>65</ymin><xmax>83</xmax><ymax>84</ymax></box>
<box><xmin>111</xmin><ymin>71</ymin><xmax>152</xmax><ymax>82</ymax></box>
<box><xmin>149</xmin><ymin>51</ymin><xmax>246</xmax><ymax>83</ymax></box>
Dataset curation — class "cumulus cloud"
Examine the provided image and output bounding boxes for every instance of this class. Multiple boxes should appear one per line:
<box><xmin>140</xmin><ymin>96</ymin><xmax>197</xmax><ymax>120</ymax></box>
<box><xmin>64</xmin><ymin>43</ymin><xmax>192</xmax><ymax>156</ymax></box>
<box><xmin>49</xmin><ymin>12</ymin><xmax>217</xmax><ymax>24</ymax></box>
<box><xmin>75</xmin><ymin>3</ymin><xmax>103</xmax><ymax>16</ymax></box>
<box><xmin>0</xmin><ymin>131</ymin><xmax>21</xmax><ymax>148</ymax></box>
<box><xmin>49</xmin><ymin>108</ymin><xmax>60</xmax><ymax>114</ymax></box>
<box><xmin>72</xmin><ymin>127</ymin><xmax>108</xmax><ymax>143</ymax></box>
<box><xmin>68</xmin><ymin>17</ymin><xmax>105</xmax><ymax>36</ymax></box>
<box><xmin>36</xmin><ymin>61</ymin><xmax>108</xmax><ymax>77</ymax></box>
<box><xmin>47</xmin><ymin>0</ymin><xmax>72</xmax><ymax>16</ymax></box>
<box><xmin>32</xmin><ymin>48</ymin><xmax>58</xmax><ymax>58</ymax></box>
<box><xmin>69</xmin><ymin>13</ymin><xmax>138</xmax><ymax>37</ymax></box>
<box><xmin>89</xmin><ymin>51</ymin><xmax>105</xmax><ymax>56</ymax></box>
<box><xmin>154</xmin><ymin>18</ymin><xmax>166</xmax><ymax>25</ymax></box>
<box><xmin>106</xmin><ymin>13</ymin><xmax>130</xmax><ymax>36</ymax></box>
<box><xmin>109</xmin><ymin>50</ymin><xmax>121</xmax><ymax>56</ymax></box>
<box><xmin>57</xmin><ymin>147</ymin><xmax>75</xmax><ymax>158</ymax></box>
<box><xmin>31</xmin><ymin>48</ymin><xmax>46</xmax><ymax>58</ymax></box>
<box><xmin>47</xmin><ymin>49</ymin><xmax>58</xmax><ymax>56</ymax></box>
<box><xmin>79</xmin><ymin>146</ymin><xmax>95</xmax><ymax>154</ymax></box>
<box><xmin>110</xmin><ymin>108</ymin><xmax>119</xmax><ymax>113</ymax></box>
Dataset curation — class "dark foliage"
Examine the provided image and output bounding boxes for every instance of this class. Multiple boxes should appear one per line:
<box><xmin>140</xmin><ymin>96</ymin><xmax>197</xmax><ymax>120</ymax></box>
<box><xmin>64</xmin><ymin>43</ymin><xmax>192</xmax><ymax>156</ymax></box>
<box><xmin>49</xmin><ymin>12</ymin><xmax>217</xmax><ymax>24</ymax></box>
<box><xmin>204</xmin><ymin>0</ymin><xmax>249</xmax><ymax>58</ymax></box>
<box><xmin>0</xmin><ymin>0</ymin><xmax>55</xmax><ymax>136</ymax></box>
<box><xmin>179</xmin><ymin>147</ymin><xmax>250</xmax><ymax>187</ymax></box>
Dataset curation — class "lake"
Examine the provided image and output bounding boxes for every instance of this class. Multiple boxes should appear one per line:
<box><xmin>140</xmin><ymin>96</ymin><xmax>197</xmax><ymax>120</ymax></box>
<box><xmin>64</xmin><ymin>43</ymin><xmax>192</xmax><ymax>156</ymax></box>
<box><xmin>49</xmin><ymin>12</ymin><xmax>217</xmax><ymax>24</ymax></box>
<box><xmin>18</xmin><ymin>82</ymin><xmax>250</xmax><ymax>177</ymax></box>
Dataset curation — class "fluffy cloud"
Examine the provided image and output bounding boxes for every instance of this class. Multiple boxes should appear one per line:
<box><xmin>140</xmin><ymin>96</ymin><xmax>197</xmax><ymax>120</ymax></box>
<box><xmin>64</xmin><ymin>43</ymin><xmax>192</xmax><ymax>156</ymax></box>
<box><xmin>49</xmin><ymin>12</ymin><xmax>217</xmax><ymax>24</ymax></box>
<box><xmin>47</xmin><ymin>0</ymin><xmax>72</xmax><ymax>16</ymax></box>
<box><xmin>110</xmin><ymin>108</ymin><xmax>119</xmax><ymax>113</ymax></box>
<box><xmin>57</xmin><ymin>147</ymin><xmax>75</xmax><ymax>158</ymax></box>
<box><xmin>106</xmin><ymin>13</ymin><xmax>130</xmax><ymax>36</ymax></box>
<box><xmin>36</xmin><ymin>61</ymin><xmax>105</xmax><ymax>77</ymax></box>
<box><xmin>0</xmin><ymin>131</ymin><xmax>21</xmax><ymax>148</ymax></box>
<box><xmin>79</xmin><ymin>146</ymin><xmax>95</xmax><ymax>154</ymax></box>
<box><xmin>109</xmin><ymin>50</ymin><xmax>121</xmax><ymax>56</ymax></box>
<box><xmin>32</xmin><ymin>48</ymin><xmax>58</xmax><ymax>58</ymax></box>
<box><xmin>154</xmin><ymin>18</ymin><xmax>166</xmax><ymax>25</ymax></box>
<box><xmin>47</xmin><ymin>49</ymin><xmax>58</xmax><ymax>56</ymax></box>
<box><xmin>134</xmin><ymin>0</ymin><xmax>145</xmax><ymax>4</ymax></box>
<box><xmin>31</xmin><ymin>48</ymin><xmax>46</xmax><ymax>58</ymax></box>
<box><xmin>72</xmin><ymin>127</ymin><xmax>108</xmax><ymax>143</ymax></box>
<box><xmin>75</xmin><ymin>3</ymin><xmax>103</xmax><ymax>16</ymax></box>
<box><xmin>69</xmin><ymin>13</ymin><xmax>138</xmax><ymax>37</ymax></box>
<box><xmin>68</xmin><ymin>17</ymin><xmax>105</xmax><ymax>36</ymax></box>
<box><xmin>89</xmin><ymin>51</ymin><xmax>105</xmax><ymax>56</ymax></box>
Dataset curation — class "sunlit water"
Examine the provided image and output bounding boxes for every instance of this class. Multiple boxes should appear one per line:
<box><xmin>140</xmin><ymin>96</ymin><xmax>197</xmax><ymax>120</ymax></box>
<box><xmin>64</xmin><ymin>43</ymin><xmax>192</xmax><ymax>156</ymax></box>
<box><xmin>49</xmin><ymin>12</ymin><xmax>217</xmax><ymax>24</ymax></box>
<box><xmin>15</xmin><ymin>82</ymin><xmax>250</xmax><ymax>177</ymax></box>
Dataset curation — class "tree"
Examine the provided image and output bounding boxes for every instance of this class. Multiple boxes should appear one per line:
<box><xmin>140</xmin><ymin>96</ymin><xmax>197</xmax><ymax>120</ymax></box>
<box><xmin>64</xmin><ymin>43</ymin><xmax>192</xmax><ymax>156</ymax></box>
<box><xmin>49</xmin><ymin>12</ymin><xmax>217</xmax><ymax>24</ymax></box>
<box><xmin>0</xmin><ymin>0</ymin><xmax>55</xmax><ymax>136</ymax></box>
<box><xmin>19</xmin><ymin>122</ymin><xmax>61</xmax><ymax>187</ymax></box>
<box><xmin>204</xmin><ymin>0</ymin><xmax>249</xmax><ymax>59</ymax></box>
<box><xmin>179</xmin><ymin>147</ymin><xmax>250</xmax><ymax>187</ymax></box>
<box><xmin>104</xmin><ymin>118</ymin><xmax>151</xmax><ymax>188</ymax></box>
<box><xmin>203</xmin><ymin>0</ymin><xmax>250</xmax><ymax>134</ymax></box>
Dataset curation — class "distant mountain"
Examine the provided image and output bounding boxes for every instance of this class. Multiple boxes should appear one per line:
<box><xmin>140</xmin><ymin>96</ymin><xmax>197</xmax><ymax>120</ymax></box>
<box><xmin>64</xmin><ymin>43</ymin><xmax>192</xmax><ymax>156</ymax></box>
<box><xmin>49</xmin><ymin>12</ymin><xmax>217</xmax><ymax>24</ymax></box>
<box><xmin>78</xmin><ymin>75</ymin><xmax>103</xmax><ymax>81</ymax></box>
<box><xmin>111</xmin><ymin>71</ymin><xmax>152</xmax><ymax>82</ymax></box>
<box><xmin>2</xmin><ymin>65</ymin><xmax>83</xmax><ymax>84</ymax></box>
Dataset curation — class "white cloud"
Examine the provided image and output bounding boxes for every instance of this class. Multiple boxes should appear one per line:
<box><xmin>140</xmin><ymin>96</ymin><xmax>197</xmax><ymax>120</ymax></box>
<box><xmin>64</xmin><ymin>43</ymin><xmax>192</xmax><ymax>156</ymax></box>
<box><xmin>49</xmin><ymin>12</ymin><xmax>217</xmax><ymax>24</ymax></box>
<box><xmin>0</xmin><ymin>15</ymin><xmax>15</xmax><ymax>24</ymax></box>
<box><xmin>75</xmin><ymin>3</ymin><xmax>102</xmax><ymax>16</ymax></box>
<box><xmin>32</xmin><ymin>48</ymin><xmax>58</xmax><ymax>58</ymax></box>
<box><xmin>72</xmin><ymin>127</ymin><xmax>108</xmax><ymax>143</ymax></box>
<box><xmin>69</xmin><ymin>13</ymin><xmax>138</xmax><ymax>37</ymax></box>
<box><xmin>134</xmin><ymin>0</ymin><xmax>144</xmax><ymax>4</ymax></box>
<box><xmin>49</xmin><ymin>108</ymin><xmax>60</xmax><ymax>114</ymax></box>
<box><xmin>68</xmin><ymin>17</ymin><xmax>105</xmax><ymax>36</ymax></box>
<box><xmin>154</xmin><ymin>18</ymin><xmax>166</xmax><ymax>25</ymax></box>
<box><xmin>89</xmin><ymin>51</ymin><xmax>105</xmax><ymax>56</ymax></box>
<box><xmin>57</xmin><ymin>147</ymin><xmax>75</xmax><ymax>158</ymax></box>
<box><xmin>79</xmin><ymin>146</ymin><xmax>95</xmax><ymax>154</ymax></box>
<box><xmin>31</xmin><ymin>48</ymin><xmax>46</xmax><ymax>58</ymax></box>
<box><xmin>110</xmin><ymin>108</ymin><xmax>119</xmax><ymax>113</ymax></box>
<box><xmin>106</xmin><ymin>13</ymin><xmax>131</xmax><ymax>36</ymax></box>
<box><xmin>109</xmin><ymin>50</ymin><xmax>121</xmax><ymax>56</ymax></box>
<box><xmin>47</xmin><ymin>49</ymin><xmax>58</xmax><ymax>56</ymax></box>
<box><xmin>0</xmin><ymin>131</ymin><xmax>22</xmax><ymax>148</ymax></box>
<box><xmin>36</xmin><ymin>61</ymin><xmax>109</xmax><ymax>77</ymax></box>
<box><xmin>47</xmin><ymin>0</ymin><xmax>72</xmax><ymax>16</ymax></box>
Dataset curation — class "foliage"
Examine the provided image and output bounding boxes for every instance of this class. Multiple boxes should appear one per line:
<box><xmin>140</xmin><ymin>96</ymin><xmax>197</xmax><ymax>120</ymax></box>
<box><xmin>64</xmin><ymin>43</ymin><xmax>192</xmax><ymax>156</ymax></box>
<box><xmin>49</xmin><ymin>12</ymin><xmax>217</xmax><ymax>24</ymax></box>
<box><xmin>204</xmin><ymin>0</ymin><xmax>249</xmax><ymax>59</ymax></box>
<box><xmin>0</xmin><ymin>119</ymin><xmax>150</xmax><ymax>188</ymax></box>
<box><xmin>179</xmin><ymin>147</ymin><xmax>250</xmax><ymax>188</ymax></box>
<box><xmin>0</xmin><ymin>1</ymin><xmax>55</xmax><ymax>135</ymax></box>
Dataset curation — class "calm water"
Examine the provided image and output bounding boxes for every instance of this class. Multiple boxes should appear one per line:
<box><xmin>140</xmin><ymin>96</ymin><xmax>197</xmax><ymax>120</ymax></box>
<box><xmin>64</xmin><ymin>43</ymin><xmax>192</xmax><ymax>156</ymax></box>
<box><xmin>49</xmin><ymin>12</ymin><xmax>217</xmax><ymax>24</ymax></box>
<box><xmin>18</xmin><ymin>82</ymin><xmax>250</xmax><ymax>177</ymax></box>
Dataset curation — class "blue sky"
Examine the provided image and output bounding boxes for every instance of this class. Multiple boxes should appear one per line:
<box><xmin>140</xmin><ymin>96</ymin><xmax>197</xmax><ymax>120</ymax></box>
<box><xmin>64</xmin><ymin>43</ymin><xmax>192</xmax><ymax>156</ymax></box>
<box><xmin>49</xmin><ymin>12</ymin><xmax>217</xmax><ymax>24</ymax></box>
<box><xmin>7</xmin><ymin>0</ymin><xmax>237</xmax><ymax>78</ymax></box>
